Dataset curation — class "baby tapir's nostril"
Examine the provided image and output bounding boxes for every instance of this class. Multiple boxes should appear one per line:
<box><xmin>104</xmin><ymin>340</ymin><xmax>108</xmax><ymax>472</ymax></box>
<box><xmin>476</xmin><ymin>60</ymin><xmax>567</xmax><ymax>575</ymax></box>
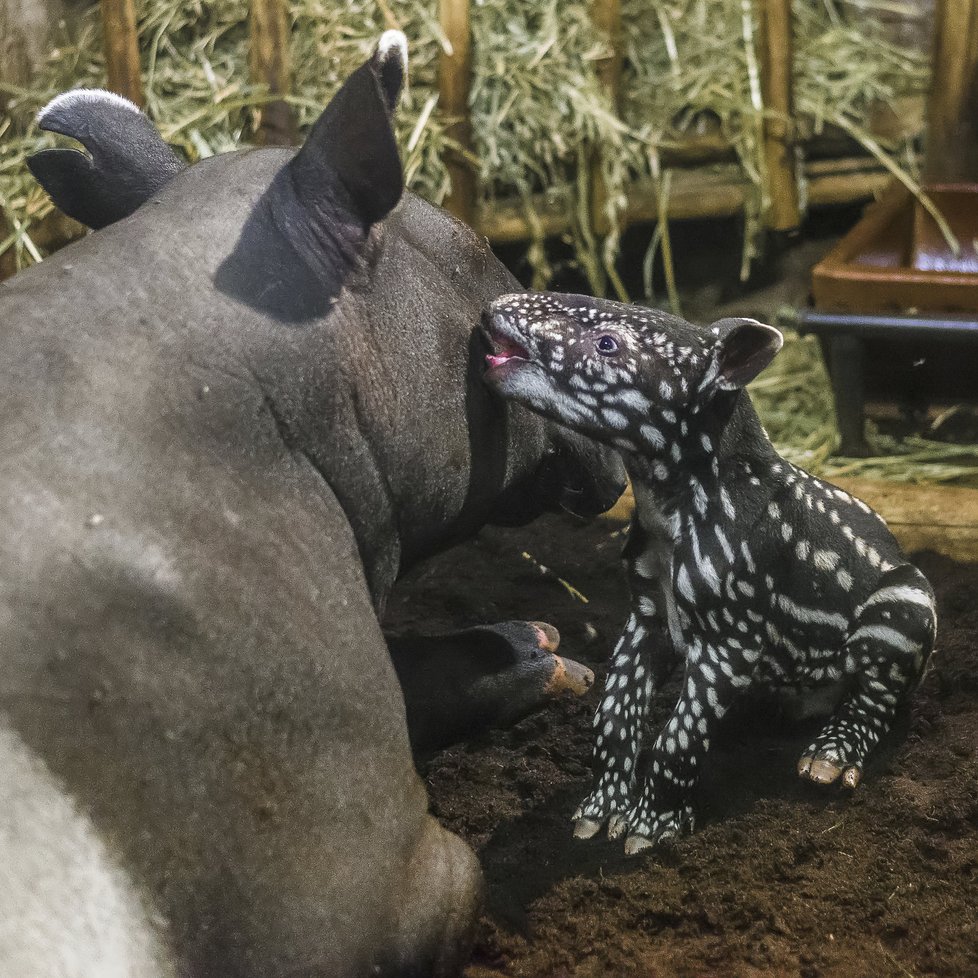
<box><xmin>480</xmin><ymin>307</ymin><xmax>513</xmax><ymax>334</ymax></box>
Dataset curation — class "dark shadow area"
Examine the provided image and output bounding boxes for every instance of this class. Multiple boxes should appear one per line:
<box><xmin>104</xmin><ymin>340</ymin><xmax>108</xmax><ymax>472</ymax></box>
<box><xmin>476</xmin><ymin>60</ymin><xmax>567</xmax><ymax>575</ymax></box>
<box><xmin>214</xmin><ymin>168</ymin><xmax>340</xmax><ymax>324</ymax></box>
<box><xmin>491</xmin><ymin>202</ymin><xmax>868</xmax><ymax>315</ymax></box>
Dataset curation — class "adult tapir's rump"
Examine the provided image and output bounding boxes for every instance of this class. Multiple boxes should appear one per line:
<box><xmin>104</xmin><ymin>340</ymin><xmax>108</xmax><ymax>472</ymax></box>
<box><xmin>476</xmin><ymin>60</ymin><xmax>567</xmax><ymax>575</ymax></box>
<box><xmin>0</xmin><ymin>35</ymin><xmax>505</xmax><ymax>978</ymax></box>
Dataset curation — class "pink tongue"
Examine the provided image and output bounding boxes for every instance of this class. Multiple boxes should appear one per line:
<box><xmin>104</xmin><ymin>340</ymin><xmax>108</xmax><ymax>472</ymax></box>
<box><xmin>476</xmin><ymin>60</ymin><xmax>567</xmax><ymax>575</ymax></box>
<box><xmin>486</xmin><ymin>353</ymin><xmax>511</xmax><ymax>368</ymax></box>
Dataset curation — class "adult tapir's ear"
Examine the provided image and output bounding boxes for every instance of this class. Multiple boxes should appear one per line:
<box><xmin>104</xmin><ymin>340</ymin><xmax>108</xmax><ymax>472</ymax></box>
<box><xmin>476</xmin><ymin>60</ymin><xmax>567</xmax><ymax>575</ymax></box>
<box><xmin>27</xmin><ymin>89</ymin><xmax>186</xmax><ymax>230</ymax></box>
<box><xmin>288</xmin><ymin>30</ymin><xmax>406</xmax><ymax>226</ymax></box>
<box><xmin>710</xmin><ymin>317</ymin><xmax>784</xmax><ymax>390</ymax></box>
<box><xmin>375</xmin><ymin>29</ymin><xmax>409</xmax><ymax>112</ymax></box>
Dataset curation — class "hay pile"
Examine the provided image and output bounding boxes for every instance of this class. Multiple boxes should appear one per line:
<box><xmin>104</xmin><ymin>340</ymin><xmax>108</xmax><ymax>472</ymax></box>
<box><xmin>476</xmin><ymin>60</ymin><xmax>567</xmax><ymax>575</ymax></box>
<box><xmin>3</xmin><ymin>0</ymin><xmax>967</xmax><ymax>483</ymax></box>
<box><xmin>750</xmin><ymin>328</ymin><xmax>978</xmax><ymax>486</ymax></box>
<box><xmin>1</xmin><ymin>0</ymin><xmax>930</xmax><ymax>275</ymax></box>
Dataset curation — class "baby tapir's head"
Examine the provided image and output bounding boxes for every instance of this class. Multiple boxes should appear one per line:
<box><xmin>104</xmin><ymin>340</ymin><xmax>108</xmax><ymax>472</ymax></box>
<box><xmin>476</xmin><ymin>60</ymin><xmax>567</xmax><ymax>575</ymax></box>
<box><xmin>482</xmin><ymin>292</ymin><xmax>782</xmax><ymax>457</ymax></box>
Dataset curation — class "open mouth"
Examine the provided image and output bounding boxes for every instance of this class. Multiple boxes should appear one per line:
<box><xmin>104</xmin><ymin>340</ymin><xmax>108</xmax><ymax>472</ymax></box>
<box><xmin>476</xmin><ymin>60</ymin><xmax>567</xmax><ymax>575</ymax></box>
<box><xmin>482</xmin><ymin>310</ymin><xmax>532</xmax><ymax>373</ymax></box>
<box><xmin>486</xmin><ymin>334</ymin><xmax>531</xmax><ymax>370</ymax></box>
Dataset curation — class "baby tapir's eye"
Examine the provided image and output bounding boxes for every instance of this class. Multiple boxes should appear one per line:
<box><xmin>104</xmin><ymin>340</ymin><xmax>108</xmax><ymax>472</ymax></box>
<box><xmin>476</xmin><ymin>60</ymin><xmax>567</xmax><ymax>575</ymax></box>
<box><xmin>595</xmin><ymin>335</ymin><xmax>620</xmax><ymax>356</ymax></box>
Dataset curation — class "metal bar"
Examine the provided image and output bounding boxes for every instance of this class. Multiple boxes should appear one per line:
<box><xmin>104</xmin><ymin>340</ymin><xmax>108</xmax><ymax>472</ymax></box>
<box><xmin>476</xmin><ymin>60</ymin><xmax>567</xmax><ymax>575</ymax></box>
<box><xmin>797</xmin><ymin>309</ymin><xmax>978</xmax><ymax>341</ymax></box>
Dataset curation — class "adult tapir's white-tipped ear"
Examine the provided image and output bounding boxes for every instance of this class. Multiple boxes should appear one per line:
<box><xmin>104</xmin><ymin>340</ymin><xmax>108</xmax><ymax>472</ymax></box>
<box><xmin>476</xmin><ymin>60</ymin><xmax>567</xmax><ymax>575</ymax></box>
<box><xmin>376</xmin><ymin>29</ymin><xmax>408</xmax><ymax>112</ymax></box>
<box><xmin>710</xmin><ymin>317</ymin><xmax>784</xmax><ymax>390</ymax></box>
<box><xmin>288</xmin><ymin>33</ymin><xmax>404</xmax><ymax>226</ymax></box>
<box><xmin>27</xmin><ymin>88</ymin><xmax>185</xmax><ymax>230</ymax></box>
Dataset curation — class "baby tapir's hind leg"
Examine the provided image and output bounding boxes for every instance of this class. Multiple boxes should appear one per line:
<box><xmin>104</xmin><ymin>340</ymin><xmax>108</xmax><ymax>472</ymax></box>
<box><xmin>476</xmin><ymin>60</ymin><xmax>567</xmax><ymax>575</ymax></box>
<box><xmin>798</xmin><ymin>564</ymin><xmax>936</xmax><ymax>788</ymax></box>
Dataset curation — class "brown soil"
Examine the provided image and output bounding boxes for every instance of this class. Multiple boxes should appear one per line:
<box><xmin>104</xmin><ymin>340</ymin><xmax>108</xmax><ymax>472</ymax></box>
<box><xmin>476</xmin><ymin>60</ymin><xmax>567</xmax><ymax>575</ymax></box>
<box><xmin>386</xmin><ymin>515</ymin><xmax>978</xmax><ymax>978</ymax></box>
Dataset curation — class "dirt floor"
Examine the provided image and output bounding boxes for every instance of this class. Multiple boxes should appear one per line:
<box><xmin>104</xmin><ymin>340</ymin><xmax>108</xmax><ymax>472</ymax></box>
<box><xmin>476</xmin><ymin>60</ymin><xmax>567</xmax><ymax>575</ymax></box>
<box><xmin>386</xmin><ymin>514</ymin><xmax>978</xmax><ymax>978</ymax></box>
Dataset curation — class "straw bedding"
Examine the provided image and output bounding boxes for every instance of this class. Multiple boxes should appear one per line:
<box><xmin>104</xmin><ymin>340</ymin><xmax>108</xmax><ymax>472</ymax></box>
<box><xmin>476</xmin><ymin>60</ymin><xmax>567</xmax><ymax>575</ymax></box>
<box><xmin>4</xmin><ymin>0</ymin><xmax>971</xmax><ymax>481</ymax></box>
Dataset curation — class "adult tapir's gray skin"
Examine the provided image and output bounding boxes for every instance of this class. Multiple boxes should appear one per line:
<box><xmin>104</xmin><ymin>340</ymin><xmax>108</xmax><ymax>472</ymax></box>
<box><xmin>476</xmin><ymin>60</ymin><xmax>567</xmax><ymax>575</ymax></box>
<box><xmin>2</xmin><ymin>34</ymin><xmax>624</xmax><ymax>978</ymax></box>
<box><xmin>26</xmin><ymin>49</ymin><xmax>604</xmax><ymax>764</ymax></box>
<box><xmin>26</xmin><ymin>93</ymin><xmax>608</xmax><ymax>784</ymax></box>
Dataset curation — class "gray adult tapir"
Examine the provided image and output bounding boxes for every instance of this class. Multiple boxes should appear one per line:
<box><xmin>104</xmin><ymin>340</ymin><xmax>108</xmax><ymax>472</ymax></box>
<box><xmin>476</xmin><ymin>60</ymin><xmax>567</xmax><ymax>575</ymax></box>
<box><xmin>1</xmin><ymin>32</ymin><xmax>624</xmax><ymax>978</ymax></box>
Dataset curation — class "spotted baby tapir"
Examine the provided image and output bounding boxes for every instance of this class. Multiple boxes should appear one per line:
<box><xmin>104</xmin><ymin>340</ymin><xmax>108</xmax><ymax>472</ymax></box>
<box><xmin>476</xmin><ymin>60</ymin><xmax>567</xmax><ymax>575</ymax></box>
<box><xmin>482</xmin><ymin>292</ymin><xmax>937</xmax><ymax>855</ymax></box>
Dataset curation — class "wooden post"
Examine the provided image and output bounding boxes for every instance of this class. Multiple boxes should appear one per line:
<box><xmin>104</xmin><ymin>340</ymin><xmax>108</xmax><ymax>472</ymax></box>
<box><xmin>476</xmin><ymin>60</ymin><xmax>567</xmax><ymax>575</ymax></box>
<box><xmin>1</xmin><ymin>0</ymin><xmax>69</xmax><ymax>109</ymax></box>
<box><xmin>439</xmin><ymin>0</ymin><xmax>477</xmax><ymax>227</ymax></box>
<box><xmin>0</xmin><ymin>216</ymin><xmax>16</xmax><ymax>280</ymax></box>
<box><xmin>248</xmin><ymin>0</ymin><xmax>297</xmax><ymax>146</ymax></box>
<box><xmin>757</xmin><ymin>0</ymin><xmax>800</xmax><ymax>231</ymax></box>
<box><xmin>100</xmin><ymin>0</ymin><xmax>143</xmax><ymax>107</ymax></box>
<box><xmin>590</xmin><ymin>0</ymin><xmax>623</xmax><ymax>236</ymax></box>
<box><xmin>924</xmin><ymin>0</ymin><xmax>978</xmax><ymax>183</ymax></box>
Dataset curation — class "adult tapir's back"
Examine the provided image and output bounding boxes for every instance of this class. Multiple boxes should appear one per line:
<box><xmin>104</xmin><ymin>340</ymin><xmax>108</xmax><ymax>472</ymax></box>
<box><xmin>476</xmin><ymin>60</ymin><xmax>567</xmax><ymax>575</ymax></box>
<box><xmin>0</xmin><ymin>153</ymin><xmax>521</xmax><ymax>597</ymax></box>
<box><xmin>0</xmin><ymin>174</ymin><xmax>477</xmax><ymax>978</ymax></box>
<box><xmin>0</xmin><ymin>37</ymin><xmax>599</xmax><ymax>978</ymax></box>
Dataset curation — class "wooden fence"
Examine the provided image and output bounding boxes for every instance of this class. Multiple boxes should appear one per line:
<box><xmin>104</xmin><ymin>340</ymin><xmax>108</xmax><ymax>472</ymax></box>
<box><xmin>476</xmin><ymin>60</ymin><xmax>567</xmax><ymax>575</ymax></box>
<box><xmin>62</xmin><ymin>0</ymin><xmax>978</xmax><ymax>243</ymax></box>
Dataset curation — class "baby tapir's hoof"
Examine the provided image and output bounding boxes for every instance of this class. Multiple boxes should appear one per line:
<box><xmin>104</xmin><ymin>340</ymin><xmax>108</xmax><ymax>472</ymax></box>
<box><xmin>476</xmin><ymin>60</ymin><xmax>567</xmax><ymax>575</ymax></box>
<box><xmin>797</xmin><ymin>753</ymin><xmax>862</xmax><ymax>789</ymax></box>
<box><xmin>798</xmin><ymin>721</ymin><xmax>869</xmax><ymax>789</ymax></box>
<box><xmin>390</xmin><ymin>621</ymin><xmax>593</xmax><ymax>756</ymax></box>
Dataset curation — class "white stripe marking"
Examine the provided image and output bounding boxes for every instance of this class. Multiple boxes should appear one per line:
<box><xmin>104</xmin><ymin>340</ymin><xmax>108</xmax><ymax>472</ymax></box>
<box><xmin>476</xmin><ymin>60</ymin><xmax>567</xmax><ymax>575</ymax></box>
<box><xmin>777</xmin><ymin>594</ymin><xmax>848</xmax><ymax>631</ymax></box>
<box><xmin>857</xmin><ymin>585</ymin><xmax>933</xmax><ymax>616</ymax></box>
<box><xmin>848</xmin><ymin>624</ymin><xmax>919</xmax><ymax>655</ymax></box>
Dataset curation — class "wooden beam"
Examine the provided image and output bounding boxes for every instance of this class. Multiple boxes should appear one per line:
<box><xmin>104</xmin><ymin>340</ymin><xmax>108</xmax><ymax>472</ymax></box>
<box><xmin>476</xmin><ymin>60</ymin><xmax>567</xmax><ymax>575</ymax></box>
<box><xmin>248</xmin><ymin>0</ymin><xmax>297</xmax><ymax>146</ymax></box>
<box><xmin>476</xmin><ymin>156</ymin><xmax>892</xmax><ymax>245</ymax></box>
<box><xmin>924</xmin><ymin>0</ymin><xmax>978</xmax><ymax>182</ymax></box>
<box><xmin>757</xmin><ymin>0</ymin><xmax>800</xmax><ymax>231</ymax></box>
<box><xmin>438</xmin><ymin>0</ymin><xmax>477</xmax><ymax>227</ymax></box>
<box><xmin>100</xmin><ymin>0</ymin><xmax>143</xmax><ymax>107</ymax></box>
<box><xmin>1</xmin><ymin>0</ymin><xmax>70</xmax><ymax>108</ymax></box>
<box><xmin>603</xmin><ymin>477</ymin><xmax>978</xmax><ymax>563</ymax></box>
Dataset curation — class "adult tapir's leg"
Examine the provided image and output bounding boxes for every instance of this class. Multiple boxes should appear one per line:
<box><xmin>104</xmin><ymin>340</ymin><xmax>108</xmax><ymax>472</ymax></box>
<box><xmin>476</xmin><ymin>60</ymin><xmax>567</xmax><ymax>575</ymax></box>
<box><xmin>2</xmin><ymin>492</ymin><xmax>484</xmax><ymax>978</ymax></box>
<box><xmin>388</xmin><ymin>622</ymin><xmax>594</xmax><ymax>756</ymax></box>
<box><xmin>0</xmin><ymin>726</ymin><xmax>175</xmax><ymax>978</ymax></box>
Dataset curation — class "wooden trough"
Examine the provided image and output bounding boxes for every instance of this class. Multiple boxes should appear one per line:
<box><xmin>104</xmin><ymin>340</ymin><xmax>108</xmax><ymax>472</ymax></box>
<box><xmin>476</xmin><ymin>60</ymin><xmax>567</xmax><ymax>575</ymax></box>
<box><xmin>801</xmin><ymin>182</ymin><xmax>978</xmax><ymax>456</ymax></box>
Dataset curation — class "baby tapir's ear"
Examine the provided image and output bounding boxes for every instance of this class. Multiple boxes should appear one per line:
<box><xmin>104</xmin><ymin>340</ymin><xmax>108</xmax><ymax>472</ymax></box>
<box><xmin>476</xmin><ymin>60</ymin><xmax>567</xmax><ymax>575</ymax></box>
<box><xmin>287</xmin><ymin>30</ymin><xmax>407</xmax><ymax>226</ymax></box>
<box><xmin>27</xmin><ymin>90</ymin><xmax>186</xmax><ymax>230</ymax></box>
<box><xmin>710</xmin><ymin>317</ymin><xmax>784</xmax><ymax>390</ymax></box>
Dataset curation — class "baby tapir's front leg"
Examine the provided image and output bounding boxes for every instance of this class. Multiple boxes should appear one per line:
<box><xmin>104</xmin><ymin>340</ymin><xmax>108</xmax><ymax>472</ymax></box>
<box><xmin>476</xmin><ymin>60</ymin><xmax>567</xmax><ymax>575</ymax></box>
<box><xmin>573</xmin><ymin>514</ymin><xmax>680</xmax><ymax>840</ymax></box>
<box><xmin>620</xmin><ymin>635</ymin><xmax>752</xmax><ymax>854</ymax></box>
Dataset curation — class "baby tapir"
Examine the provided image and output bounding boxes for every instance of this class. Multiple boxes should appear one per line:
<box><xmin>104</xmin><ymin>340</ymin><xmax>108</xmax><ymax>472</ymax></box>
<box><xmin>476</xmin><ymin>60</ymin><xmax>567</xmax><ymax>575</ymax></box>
<box><xmin>482</xmin><ymin>292</ymin><xmax>937</xmax><ymax>854</ymax></box>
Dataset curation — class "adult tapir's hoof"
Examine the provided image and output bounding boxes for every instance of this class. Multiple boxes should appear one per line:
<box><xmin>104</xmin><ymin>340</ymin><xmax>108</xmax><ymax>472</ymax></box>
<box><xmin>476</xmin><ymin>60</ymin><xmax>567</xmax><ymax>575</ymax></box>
<box><xmin>527</xmin><ymin>622</ymin><xmax>593</xmax><ymax>697</ymax></box>
<box><xmin>389</xmin><ymin>621</ymin><xmax>593</xmax><ymax>756</ymax></box>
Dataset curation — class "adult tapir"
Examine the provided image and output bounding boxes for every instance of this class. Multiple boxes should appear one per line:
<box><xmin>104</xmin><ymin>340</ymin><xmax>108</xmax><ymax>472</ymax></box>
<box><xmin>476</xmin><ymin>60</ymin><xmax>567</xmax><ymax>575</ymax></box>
<box><xmin>0</xmin><ymin>33</ymin><xmax>624</xmax><ymax>978</ymax></box>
